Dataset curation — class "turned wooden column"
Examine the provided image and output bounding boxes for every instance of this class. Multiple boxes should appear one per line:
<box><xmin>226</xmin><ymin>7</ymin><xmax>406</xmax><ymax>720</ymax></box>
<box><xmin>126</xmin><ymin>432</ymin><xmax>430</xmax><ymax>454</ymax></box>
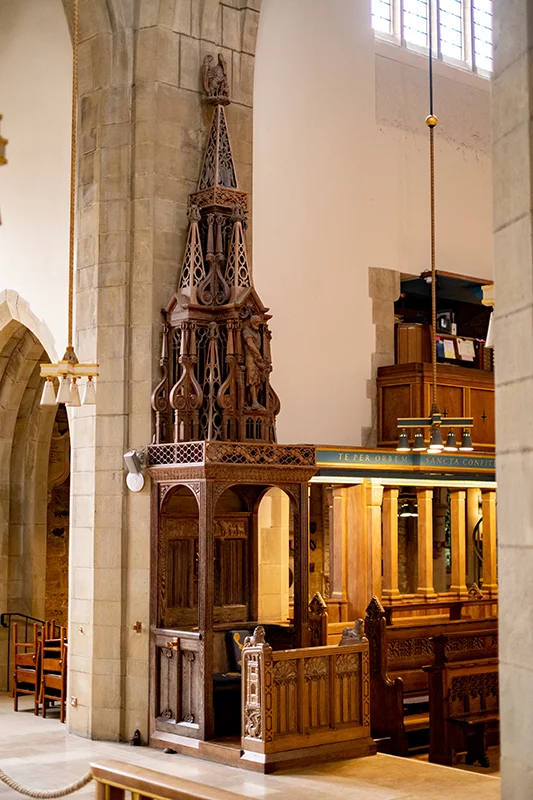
<box><xmin>382</xmin><ymin>488</ymin><xmax>400</xmax><ymax>600</ymax></box>
<box><xmin>327</xmin><ymin>487</ymin><xmax>348</xmax><ymax>620</ymax></box>
<box><xmin>346</xmin><ymin>481</ymin><xmax>383</xmax><ymax>619</ymax></box>
<box><xmin>433</xmin><ymin>487</ymin><xmax>448</xmax><ymax>593</ymax></box>
<box><xmin>294</xmin><ymin>482</ymin><xmax>310</xmax><ymax>647</ymax></box>
<box><xmin>366</xmin><ymin>481</ymin><xmax>384</xmax><ymax>603</ymax></box>
<box><xmin>481</xmin><ymin>490</ymin><xmax>498</xmax><ymax>596</ymax></box>
<box><xmin>466</xmin><ymin>488</ymin><xmax>482</xmax><ymax>586</ymax></box>
<box><xmin>417</xmin><ymin>488</ymin><xmax>436</xmax><ymax>598</ymax></box>
<box><xmin>449</xmin><ymin>489</ymin><xmax>468</xmax><ymax>597</ymax></box>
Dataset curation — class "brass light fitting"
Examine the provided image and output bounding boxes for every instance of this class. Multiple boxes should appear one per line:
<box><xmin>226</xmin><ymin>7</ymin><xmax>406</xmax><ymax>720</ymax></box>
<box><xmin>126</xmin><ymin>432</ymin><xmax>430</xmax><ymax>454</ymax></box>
<box><xmin>39</xmin><ymin>0</ymin><xmax>98</xmax><ymax>406</ymax></box>
<box><xmin>396</xmin><ymin>5</ymin><xmax>473</xmax><ymax>455</ymax></box>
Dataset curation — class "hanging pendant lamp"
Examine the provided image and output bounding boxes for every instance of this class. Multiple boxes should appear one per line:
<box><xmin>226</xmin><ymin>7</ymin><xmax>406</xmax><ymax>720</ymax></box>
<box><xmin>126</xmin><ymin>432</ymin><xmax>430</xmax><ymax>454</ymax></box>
<box><xmin>444</xmin><ymin>429</ymin><xmax>458</xmax><ymax>451</ymax></box>
<box><xmin>396</xmin><ymin>4</ymin><xmax>473</xmax><ymax>453</ymax></box>
<box><xmin>397</xmin><ymin>429</ymin><xmax>411</xmax><ymax>452</ymax></box>
<box><xmin>39</xmin><ymin>0</ymin><xmax>98</xmax><ymax>406</ymax></box>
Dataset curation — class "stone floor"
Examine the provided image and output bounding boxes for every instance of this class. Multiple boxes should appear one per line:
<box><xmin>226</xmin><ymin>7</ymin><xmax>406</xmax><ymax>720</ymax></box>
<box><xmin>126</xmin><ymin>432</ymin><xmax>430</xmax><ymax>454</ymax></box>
<box><xmin>0</xmin><ymin>695</ymin><xmax>500</xmax><ymax>800</ymax></box>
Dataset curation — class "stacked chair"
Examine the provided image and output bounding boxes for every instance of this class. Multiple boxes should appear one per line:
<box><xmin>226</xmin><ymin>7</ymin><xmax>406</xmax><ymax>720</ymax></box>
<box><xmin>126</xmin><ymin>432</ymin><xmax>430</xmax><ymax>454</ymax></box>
<box><xmin>12</xmin><ymin>622</ymin><xmax>41</xmax><ymax>715</ymax></box>
<box><xmin>12</xmin><ymin>619</ymin><xmax>68</xmax><ymax>723</ymax></box>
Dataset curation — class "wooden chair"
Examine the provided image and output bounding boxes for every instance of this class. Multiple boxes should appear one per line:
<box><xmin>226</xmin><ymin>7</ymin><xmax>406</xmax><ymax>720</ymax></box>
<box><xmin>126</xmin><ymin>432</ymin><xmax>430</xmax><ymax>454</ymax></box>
<box><xmin>40</xmin><ymin>626</ymin><xmax>67</xmax><ymax>723</ymax></box>
<box><xmin>12</xmin><ymin>622</ymin><xmax>41</xmax><ymax>714</ymax></box>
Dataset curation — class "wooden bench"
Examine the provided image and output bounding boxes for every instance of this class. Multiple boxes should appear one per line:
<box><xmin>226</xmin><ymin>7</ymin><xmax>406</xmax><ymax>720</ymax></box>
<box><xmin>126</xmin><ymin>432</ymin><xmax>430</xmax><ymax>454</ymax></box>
<box><xmin>382</xmin><ymin>596</ymin><xmax>497</xmax><ymax>627</ymax></box>
<box><xmin>364</xmin><ymin>596</ymin><xmax>497</xmax><ymax>755</ymax></box>
<box><xmin>425</xmin><ymin>632</ymin><xmax>499</xmax><ymax>767</ymax></box>
<box><xmin>91</xmin><ymin>759</ymin><xmax>244</xmax><ymax>799</ymax></box>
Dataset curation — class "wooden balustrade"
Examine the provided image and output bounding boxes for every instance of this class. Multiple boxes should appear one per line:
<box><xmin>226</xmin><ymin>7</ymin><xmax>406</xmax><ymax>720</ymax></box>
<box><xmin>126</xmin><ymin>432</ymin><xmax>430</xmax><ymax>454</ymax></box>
<box><xmin>240</xmin><ymin>626</ymin><xmax>375</xmax><ymax>770</ymax></box>
<box><xmin>91</xmin><ymin>760</ymin><xmax>243</xmax><ymax>800</ymax></box>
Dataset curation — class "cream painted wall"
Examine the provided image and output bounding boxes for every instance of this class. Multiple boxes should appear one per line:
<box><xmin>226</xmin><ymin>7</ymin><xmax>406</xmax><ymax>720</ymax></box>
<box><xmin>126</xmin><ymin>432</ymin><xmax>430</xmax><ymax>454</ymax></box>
<box><xmin>0</xmin><ymin>0</ymin><xmax>71</xmax><ymax>353</ymax></box>
<box><xmin>253</xmin><ymin>0</ymin><xmax>493</xmax><ymax>447</ymax></box>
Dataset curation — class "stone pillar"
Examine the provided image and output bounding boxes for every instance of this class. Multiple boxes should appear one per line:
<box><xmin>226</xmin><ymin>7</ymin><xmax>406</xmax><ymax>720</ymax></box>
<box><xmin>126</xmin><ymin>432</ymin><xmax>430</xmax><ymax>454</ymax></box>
<box><xmin>481</xmin><ymin>490</ymin><xmax>497</xmax><ymax>596</ymax></box>
<box><xmin>382</xmin><ymin>488</ymin><xmax>400</xmax><ymax>600</ymax></box>
<box><xmin>416</xmin><ymin>488</ymin><xmax>436</xmax><ymax>598</ymax></box>
<box><xmin>258</xmin><ymin>488</ymin><xmax>290</xmax><ymax>622</ymax></box>
<box><xmin>327</xmin><ymin>487</ymin><xmax>348</xmax><ymax>621</ymax></box>
<box><xmin>433</xmin><ymin>487</ymin><xmax>448</xmax><ymax>593</ymax></box>
<box><xmin>466</xmin><ymin>488</ymin><xmax>482</xmax><ymax>586</ymax></box>
<box><xmin>68</xmin><ymin>0</ymin><xmax>262</xmax><ymax>742</ymax></box>
<box><xmin>449</xmin><ymin>490</ymin><xmax>467</xmax><ymax>597</ymax></box>
<box><xmin>493</xmin><ymin>1</ymin><xmax>533</xmax><ymax>790</ymax></box>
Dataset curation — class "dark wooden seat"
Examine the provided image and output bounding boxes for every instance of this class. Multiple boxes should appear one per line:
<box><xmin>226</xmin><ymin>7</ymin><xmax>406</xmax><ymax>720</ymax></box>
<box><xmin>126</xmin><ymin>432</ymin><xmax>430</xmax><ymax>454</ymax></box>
<box><xmin>12</xmin><ymin>622</ymin><xmax>41</xmax><ymax>714</ymax></box>
<box><xmin>447</xmin><ymin>712</ymin><xmax>499</xmax><ymax>767</ymax></box>
<box><xmin>40</xmin><ymin>627</ymin><xmax>67</xmax><ymax>722</ymax></box>
<box><xmin>425</xmin><ymin>632</ymin><xmax>499</xmax><ymax>767</ymax></box>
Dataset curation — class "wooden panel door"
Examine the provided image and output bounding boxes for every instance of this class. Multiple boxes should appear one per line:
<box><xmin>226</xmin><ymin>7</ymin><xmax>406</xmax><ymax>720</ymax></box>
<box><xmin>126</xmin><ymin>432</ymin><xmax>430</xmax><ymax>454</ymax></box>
<box><xmin>470</xmin><ymin>388</ymin><xmax>495</xmax><ymax>449</ymax></box>
<box><xmin>151</xmin><ymin>629</ymin><xmax>204</xmax><ymax>740</ymax></box>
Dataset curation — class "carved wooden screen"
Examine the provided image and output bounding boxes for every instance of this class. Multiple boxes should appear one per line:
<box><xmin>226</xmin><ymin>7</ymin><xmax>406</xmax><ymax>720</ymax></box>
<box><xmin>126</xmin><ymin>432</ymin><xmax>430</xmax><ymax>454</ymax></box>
<box><xmin>160</xmin><ymin>517</ymin><xmax>199</xmax><ymax>628</ymax></box>
<box><xmin>214</xmin><ymin>517</ymin><xmax>248</xmax><ymax>612</ymax></box>
<box><xmin>159</xmin><ymin>513</ymin><xmax>251</xmax><ymax>628</ymax></box>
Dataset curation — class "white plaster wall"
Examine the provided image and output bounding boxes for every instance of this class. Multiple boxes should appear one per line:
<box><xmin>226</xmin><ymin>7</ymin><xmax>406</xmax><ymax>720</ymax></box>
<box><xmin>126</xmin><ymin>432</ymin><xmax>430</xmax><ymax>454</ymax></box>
<box><xmin>253</xmin><ymin>0</ymin><xmax>493</xmax><ymax>447</ymax></box>
<box><xmin>0</xmin><ymin>0</ymin><xmax>71</xmax><ymax>353</ymax></box>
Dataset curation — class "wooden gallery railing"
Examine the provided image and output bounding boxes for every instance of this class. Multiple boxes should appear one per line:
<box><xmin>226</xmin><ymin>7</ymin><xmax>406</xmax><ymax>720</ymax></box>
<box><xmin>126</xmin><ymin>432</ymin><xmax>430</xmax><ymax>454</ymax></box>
<box><xmin>91</xmin><ymin>760</ymin><xmax>243</xmax><ymax>800</ymax></box>
<box><xmin>240</xmin><ymin>624</ymin><xmax>375</xmax><ymax>769</ymax></box>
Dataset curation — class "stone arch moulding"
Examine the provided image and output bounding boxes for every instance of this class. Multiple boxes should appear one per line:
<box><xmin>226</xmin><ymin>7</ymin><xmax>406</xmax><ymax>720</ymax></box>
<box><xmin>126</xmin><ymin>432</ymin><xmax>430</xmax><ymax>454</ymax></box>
<box><xmin>0</xmin><ymin>291</ymin><xmax>63</xmax><ymax>689</ymax></box>
<box><xmin>0</xmin><ymin>290</ymin><xmax>57</xmax><ymax>361</ymax></box>
<box><xmin>61</xmin><ymin>0</ymin><xmax>131</xmax><ymax>39</ymax></box>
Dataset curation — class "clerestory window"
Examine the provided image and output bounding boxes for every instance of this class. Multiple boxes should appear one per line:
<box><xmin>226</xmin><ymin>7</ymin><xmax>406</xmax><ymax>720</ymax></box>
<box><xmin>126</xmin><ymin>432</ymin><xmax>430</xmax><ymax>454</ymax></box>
<box><xmin>372</xmin><ymin>0</ymin><xmax>493</xmax><ymax>74</ymax></box>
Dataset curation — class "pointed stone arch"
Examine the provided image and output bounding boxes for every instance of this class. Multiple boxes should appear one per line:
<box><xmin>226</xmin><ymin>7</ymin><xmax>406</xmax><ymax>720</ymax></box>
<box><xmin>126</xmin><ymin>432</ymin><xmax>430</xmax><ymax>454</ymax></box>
<box><xmin>0</xmin><ymin>292</ymin><xmax>65</xmax><ymax>691</ymax></box>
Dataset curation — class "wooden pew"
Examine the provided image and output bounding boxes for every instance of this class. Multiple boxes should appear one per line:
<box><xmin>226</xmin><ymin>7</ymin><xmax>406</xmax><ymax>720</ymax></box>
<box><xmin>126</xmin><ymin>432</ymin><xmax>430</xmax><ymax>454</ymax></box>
<box><xmin>364</xmin><ymin>596</ymin><xmax>497</xmax><ymax>755</ymax></box>
<box><xmin>425</xmin><ymin>630</ymin><xmax>499</xmax><ymax>767</ymax></box>
<box><xmin>382</xmin><ymin>595</ymin><xmax>497</xmax><ymax>627</ymax></box>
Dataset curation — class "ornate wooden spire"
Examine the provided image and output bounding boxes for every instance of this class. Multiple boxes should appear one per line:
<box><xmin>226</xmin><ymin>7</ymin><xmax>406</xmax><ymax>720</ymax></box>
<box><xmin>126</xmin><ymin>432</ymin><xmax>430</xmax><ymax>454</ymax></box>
<box><xmin>198</xmin><ymin>103</ymin><xmax>237</xmax><ymax>191</ymax></box>
<box><xmin>151</xmin><ymin>55</ymin><xmax>280</xmax><ymax>445</ymax></box>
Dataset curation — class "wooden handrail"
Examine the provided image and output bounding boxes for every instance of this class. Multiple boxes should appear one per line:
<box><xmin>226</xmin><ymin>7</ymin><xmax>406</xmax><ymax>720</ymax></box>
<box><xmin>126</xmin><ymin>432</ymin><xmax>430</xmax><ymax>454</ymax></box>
<box><xmin>91</xmin><ymin>760</ymin><xmax>244</xmax><ymax>800</ymax></box>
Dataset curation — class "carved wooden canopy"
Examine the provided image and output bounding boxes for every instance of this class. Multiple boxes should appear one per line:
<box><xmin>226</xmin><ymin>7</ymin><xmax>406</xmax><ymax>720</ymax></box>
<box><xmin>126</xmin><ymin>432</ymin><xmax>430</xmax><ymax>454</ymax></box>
<box><xmin>152</xmin><ymin>61</ymin><xmax>280</xmax><ymax>446</ymax></box>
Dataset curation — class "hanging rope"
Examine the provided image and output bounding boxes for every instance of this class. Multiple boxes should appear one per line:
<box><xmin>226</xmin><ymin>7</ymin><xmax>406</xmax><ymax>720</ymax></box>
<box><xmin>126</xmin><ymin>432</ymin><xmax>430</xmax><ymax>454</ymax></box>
<box><xmin>427</xmin><ymin>0</ymin><xmax>438</xmax><ymax>411</ymax></box>
<box><xmin>0</xmin><ymin>768</ymin><xmax>92</xmax><ymax>798</ymax></box>
<box><xmin>67</xmin><ymin>0</ymin><xmax>79</xmax><ymax>352</ymax></box>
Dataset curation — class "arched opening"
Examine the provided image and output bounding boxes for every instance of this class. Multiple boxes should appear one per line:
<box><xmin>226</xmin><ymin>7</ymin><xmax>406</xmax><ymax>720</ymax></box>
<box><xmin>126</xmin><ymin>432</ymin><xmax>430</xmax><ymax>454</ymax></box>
<box><xmin>0</xmin><ymin>314</ymin><xmax>67</xmax><ymax>691</ymax></box>
<box><xmin>256</xmin><ymin>487</ymin><xmax>291</xmax><ymax>624</ymax></box>
<box><xmin>45</xmin><ymin>405</ymin><xmax>70</xmax><ymax>625</ymax></box>
<box><xmin>158</xmin><ymin>485</ymin><xmax>200</xmax><ymax>630</ymax></box>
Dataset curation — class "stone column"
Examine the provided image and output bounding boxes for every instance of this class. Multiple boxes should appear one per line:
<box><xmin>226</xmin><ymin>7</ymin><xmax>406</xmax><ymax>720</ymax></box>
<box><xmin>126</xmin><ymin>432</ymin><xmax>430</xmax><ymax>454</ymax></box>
<box><xmin>481</xmin><ymin>490</ymin><xmax>497</xmax><ymax>596</ymax></box>
<box><xmin>449</xmin><ymin>490</ymin><xmax>467</xmax><ymax>597</ymax></box>
<box><xmin>382</xmin><ymin>488</ymin><xmax>400</xmax><ymax>600</ymax></box>
<box><xmin>416</xmin><ymin>488</ymin><xmax>436</xmax><ymax>598</ymax></box>
<box><xmin>68</xmin><ymin>0</ymin><xmax>262</xmax><ymax>742</ymax></box>
<box><xmin>433</xmin><ymin>487</ymin><xmax>448</xmax><ymax>593</ymax></box>
<box><xmin>493</xmin><ymin>0</ymin><xmax>533</xmax><ymax>790</ymax></box>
